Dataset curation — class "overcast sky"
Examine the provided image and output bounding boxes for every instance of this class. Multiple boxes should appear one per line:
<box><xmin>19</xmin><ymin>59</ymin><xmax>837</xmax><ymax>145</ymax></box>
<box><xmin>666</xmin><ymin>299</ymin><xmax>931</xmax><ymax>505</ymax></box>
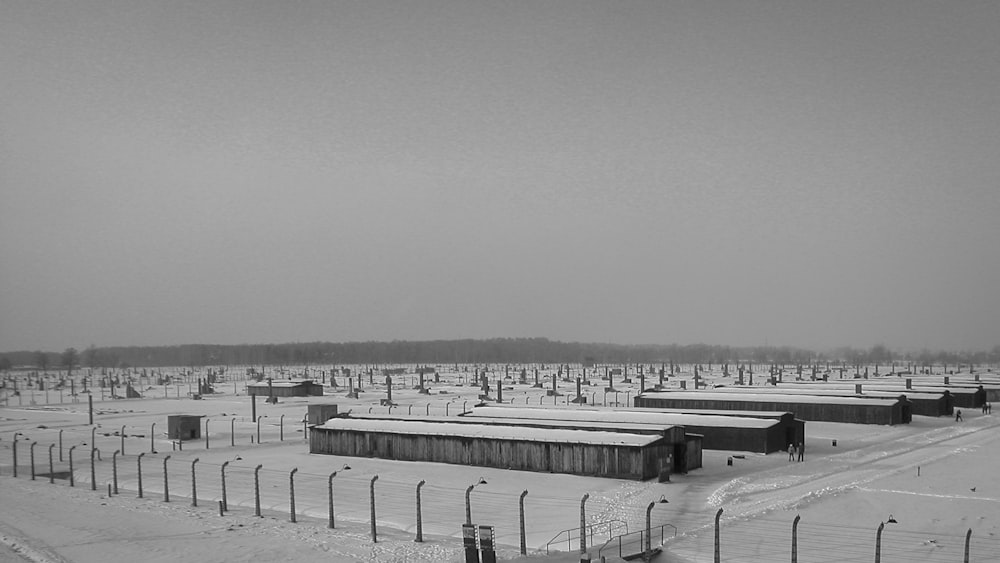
<box><xmin>2</xmin><ymin>1</ymin><xmax>998</xmax><ymax>354</ymax></box>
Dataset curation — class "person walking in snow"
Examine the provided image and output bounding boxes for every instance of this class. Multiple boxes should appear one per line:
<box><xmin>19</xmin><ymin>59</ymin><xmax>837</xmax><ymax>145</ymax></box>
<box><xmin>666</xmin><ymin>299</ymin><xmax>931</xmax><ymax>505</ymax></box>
<box><xmin>955</xmin><ymin>409</ymin><xmax>963</xmax><ymax>422</ymax></box>
<box><xmin>797</xmin><ymin>442</ymin><xmax>804</xmax><ymax>462</ymax></box>
<box><xmin>788</xmin><ymin>443</ymin><xmax>796</xmax><ymax>461</ymax></box>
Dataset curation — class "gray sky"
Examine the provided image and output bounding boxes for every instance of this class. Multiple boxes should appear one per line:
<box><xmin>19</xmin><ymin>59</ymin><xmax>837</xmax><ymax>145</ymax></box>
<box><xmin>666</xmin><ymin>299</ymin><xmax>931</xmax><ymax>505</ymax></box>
<box><xmin>2</xmin><ymin>1</ymin><xmax>999</xmax><ymax>353</ymax></box>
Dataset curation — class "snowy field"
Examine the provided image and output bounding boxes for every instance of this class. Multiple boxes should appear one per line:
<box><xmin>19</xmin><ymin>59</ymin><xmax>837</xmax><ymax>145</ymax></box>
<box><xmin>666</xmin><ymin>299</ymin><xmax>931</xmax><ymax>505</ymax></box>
<box><xmin>1</xmin><ymin>365</ymin><xmax>998</xmax><ymax>562</ymax></box>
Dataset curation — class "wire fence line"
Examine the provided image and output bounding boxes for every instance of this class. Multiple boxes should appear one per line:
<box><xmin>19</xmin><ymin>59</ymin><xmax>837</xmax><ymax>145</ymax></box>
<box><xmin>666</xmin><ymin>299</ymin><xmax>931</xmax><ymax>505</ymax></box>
<box><xmin>2</xmin><ymin>439</ymin><xmax>998</xmax><ymax>562</ymax></box>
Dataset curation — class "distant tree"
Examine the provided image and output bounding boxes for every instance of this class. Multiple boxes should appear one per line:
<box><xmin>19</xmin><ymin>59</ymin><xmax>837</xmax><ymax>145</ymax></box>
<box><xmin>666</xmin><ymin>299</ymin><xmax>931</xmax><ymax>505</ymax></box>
<box><xmin>35</xmin><ymin>350</ymin><xmax>49</xmax><ymax>373</ymax></box>
<box><xmin>61</xmin><ymin>347</ymin><xmax>79</xmax><ymax>376</ymax></box>
<box><xmin>83</xmin><ymin>346</ymin><xmax>97</xmax><ymax>368</ymax></box>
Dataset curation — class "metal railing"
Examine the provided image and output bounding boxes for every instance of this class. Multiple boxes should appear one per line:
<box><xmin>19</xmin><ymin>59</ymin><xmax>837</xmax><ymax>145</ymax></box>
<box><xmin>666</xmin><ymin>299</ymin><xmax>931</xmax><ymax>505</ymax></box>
<box><xmin>598</xmin><ymin>523</ymin><xmax>676</xmax><ymax>561</ymax></box>
<box><xmin>545</xmin><ymin>519</ymin><xmax>629</xmax><ymax>554</ymax></box>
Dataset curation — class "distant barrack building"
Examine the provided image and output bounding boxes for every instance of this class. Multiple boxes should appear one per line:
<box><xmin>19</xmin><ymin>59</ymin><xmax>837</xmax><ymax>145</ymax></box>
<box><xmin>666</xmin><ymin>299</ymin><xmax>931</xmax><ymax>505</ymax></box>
<box><xmin>634</xmin><ymin>390</ymin><xmax>913</xmax><ymax>425</ymax></box>
<box><xmin>246</xmin><ymin>379</ymin><xmax>324</xmax><ymax>398</ymax></box>
<box><xmin>309</xmin><ymin>415</ymin><xmax>692</xmax><ymax>481</ymax></box>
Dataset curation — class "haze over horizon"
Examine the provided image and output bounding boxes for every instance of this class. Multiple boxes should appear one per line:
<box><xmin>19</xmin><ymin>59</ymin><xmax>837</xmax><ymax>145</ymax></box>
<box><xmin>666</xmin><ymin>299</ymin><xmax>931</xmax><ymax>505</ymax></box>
<box><xmin>3</xmin><ymin>2</ymin><xmax>999</xmax><ymax>354</ymax></box>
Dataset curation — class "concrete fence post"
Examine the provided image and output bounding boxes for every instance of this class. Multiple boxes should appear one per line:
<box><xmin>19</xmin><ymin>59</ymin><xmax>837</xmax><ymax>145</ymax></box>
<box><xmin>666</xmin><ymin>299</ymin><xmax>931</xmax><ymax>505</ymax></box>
<box><xmin>791</xmin><ymin>515</ymin><xmax>800</xmax><ymax>563</ymax></box>
<box><xmin>220</xmin><ymin>461</ymin><xmax>230</xmax><ymax>511</ymax></box>
<box><xmin>163</xmin><ymin>455</ymin><xmax>171</xmax><ymax>502</ymax></box>
<box><xmin>59</xmin><ymin>429</ymin><xmax>64</xmax><ymax>461</ymax></box>
<box><xmin>964</xmin><ymin>528</ymin><xmax>972</xmax><ymax>563</ymax></box>
<box><xmin>205</xmin><ymin>419</ymin><xmax>210</xmax><ymax>449</ymax></box>
<box><xmin>254</xmin><ymin>464</ymin><xmax>263</xmax><ymax>517</ymax></box>
<box><xmin>519</xmin><ymin>490</ymin><xmax>529</xmax><ymax>556</ymax></box>
<box><xmin>112</xmin><ymin>450</ymin><xmax>119</xmax><ymax>494</ymax></box>
<box><xmin>191</xmin><ymin>458</ymin><xmax>199</xmax><ymax>507</ymax></box>
<box><xmin>69</xmin><ymin>445</ymin><xmax>77</xmax><ymax>487</ymax></box>
<box><xmin>415</xmin><ymin>480</ymin><xmax>426</xmax><ymax>542</ymax></box>
<box><xmin>48</xmin><ymin>444</ymin><xmax>55</xmax><ymax>484</ymax></box>
<box><xmin>137</xmin><ymin>452</ymin><xmax>145</xmax><ymax>497</ymax></box>
<box><xmin>289</xmin><ymin>468</ymin><xmax>298</xmax><ymax>522</ymax></box>
<box><xmin>120</xmin><ymin>426</ymin><xmax>125</xmax><ymax>456</ymax></box>
<box><xmin>89</xmin><ymin>445</ymin><xmax>96</xmax><ymax>490</ymax></box>
<box><xmin>370</xmin><ymin>475</ymin><xmax>380</xmax><ymax>543</ymax></box>
<box><xmin>714</xmin><ymin>508</ymin><xmax>723</xmax><ymax>563</ymax></box>
<box><xmin>580</xmin><ymin>493</ymin><xmax>590</xmax><ymax>554</ymax></box>
<box><xmin>875</xmin><ymin>521</ymin><xmax>884</xmax><ymax>563</ymax></box>
<box><xmin>30</xmin><ymin>442</ymin><xmax>37</xmax><ymax>481</ymax></box>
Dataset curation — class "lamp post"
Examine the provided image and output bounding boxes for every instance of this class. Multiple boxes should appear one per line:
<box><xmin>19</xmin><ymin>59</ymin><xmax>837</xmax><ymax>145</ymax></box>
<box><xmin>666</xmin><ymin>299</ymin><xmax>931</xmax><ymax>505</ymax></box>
<box><xmin>645</xmin><ymin>496</ymin><xmax>669</xmax><ymax>560</ymax></box>
<box><xmin>328</xmin><ymin>464</ymin><xmax>351</xmax><ymax>528</ymax></box>
<box><xmin>465</xmin><ymin>477</ymin><xmax>487</xmax><ymax>525</ymax></box>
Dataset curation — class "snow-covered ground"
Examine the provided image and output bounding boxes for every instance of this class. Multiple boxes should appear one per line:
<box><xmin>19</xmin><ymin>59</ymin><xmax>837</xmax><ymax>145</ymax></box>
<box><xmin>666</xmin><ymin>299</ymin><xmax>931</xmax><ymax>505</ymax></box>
<box><xmin>2</xmin><ymin>367</ymin><xmax>998</xmax><ymax>562</ymax></box>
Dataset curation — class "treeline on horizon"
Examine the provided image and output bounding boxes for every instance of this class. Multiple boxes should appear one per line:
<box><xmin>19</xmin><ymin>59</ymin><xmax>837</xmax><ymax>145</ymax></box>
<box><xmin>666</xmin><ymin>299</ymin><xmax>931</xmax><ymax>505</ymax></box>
<box><xmin>3</xmin><ymin>338</ymin><xmax>999</xmax><ymax>370</ymax></box>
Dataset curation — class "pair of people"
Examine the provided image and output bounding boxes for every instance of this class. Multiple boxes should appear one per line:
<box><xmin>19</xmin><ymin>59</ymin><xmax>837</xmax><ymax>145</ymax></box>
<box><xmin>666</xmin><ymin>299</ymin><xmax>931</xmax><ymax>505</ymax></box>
<box><xmin>787</xmin><ymin>442</ymin><xmax>804</xmax><ymax>462</ymax></box>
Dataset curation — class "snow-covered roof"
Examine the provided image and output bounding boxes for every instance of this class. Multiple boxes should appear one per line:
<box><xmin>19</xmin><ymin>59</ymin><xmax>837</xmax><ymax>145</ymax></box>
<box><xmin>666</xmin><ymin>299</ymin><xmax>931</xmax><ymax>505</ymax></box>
<box><xmin>463</xmin><ymin>406</ymin><xmax>779</xmax><ymax>429</ymax></box>
<box><xmin>247</xmin><ymin>379</ymin><xmax>318</xmax><ymax>388</ymax></box>
<box><xmin>345</xmin><ymin>412</ymin><xmax>684</xmax><ymax>433</ymax></box>
<box><xmin>637</xmin><ymin>391</ymin><xmax>905</xmax><ymax>406</ymax></box>
<box><xmin>315</xmin><ymin>417</ymin><xmax>663</xmax><ymax>447</ymax></box>
<box><xmin>709</xmin><ymin>386</ymin><xmax>946</xmax><ymax>399</ymax></box>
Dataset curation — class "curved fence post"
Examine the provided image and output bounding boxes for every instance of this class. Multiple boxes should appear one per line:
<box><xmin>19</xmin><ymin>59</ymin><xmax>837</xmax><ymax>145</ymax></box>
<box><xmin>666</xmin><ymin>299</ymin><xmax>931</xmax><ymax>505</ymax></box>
<box><xmin>791</xmin><ymin>515</ymin><xmax>800</xmax><ymax>563</ymax></box>
<box><xmin>191</xmin><ymin>458</ymin><xmax>199</xmax><ymax>506</ymax></box>
<box><xmin>112</xmin><ymin>450</ymin><xmax>119</xmax><ymax>494</ymax></box>
<box><xmin>89</xmin><ymin>444</ymin><xmax>96</xmax><ymax>490</ymax></box>
<box><xmin>162</xmin><ymin>455</ymin><xmax>171</xmax><ymax>502</ymax></box>
<box><xmin>714</xmin><ymin>508</ymin><xmax>723</xmax><ymax>563</ymax></box>
<box><xmin>964</xmin><ymin>528</ymin><xmax>972</xmax><ymax>563</ymax></box>
<box><xmin>30</xmin><ymin>442</ymin><xmax>37</xmax><ymax>481</ymax></box>
<box><xmin>254</xmin><ymin>464</ymin><xmax>263</xmax><ymax>517</ymax></box>
<box><xmin>370</xmin><ymin>475</ymin><xmax>379</xmax><ymax>542</ymax></box>
<box><xmin>580</xmin><ymin>493</ymin><xmax>590</xmax><ymax>554</ymax></box>
<box><xmin>519</xmin><ymin>490</ymin><xmax>529</xmax><ymax>556</ymax></box>
<box><xmin>69</xmin><ymin>446</ymin><xmax>77</xmax><ymax>487</ymax></box>
<box><xmin>875</xmin><ymin>521</ymin><xmax>884</xmax><ymax>563</ymax></box>
<box><xmin>289</xmin><ymin>468</ymin><xmax>298</xmax><ymax>522</ymax></box>
<box><xmin>48</xmin><ymin>444</ymin><xmax>55</xmax><ymax>484</ymax></box>
<box><xmin>415</xmin><ymin>480</ymin><xmax>426</xmax><ymax>542</ymax></box>
<box><xmin>221</xmin><ymin>461</ymin><xmax>230</xmax><ymax>511</ymax></box>
<box><xmin>136</xmin><ymin>452</ymin><xmax>148</xmax><ymax>497</ymax></box>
